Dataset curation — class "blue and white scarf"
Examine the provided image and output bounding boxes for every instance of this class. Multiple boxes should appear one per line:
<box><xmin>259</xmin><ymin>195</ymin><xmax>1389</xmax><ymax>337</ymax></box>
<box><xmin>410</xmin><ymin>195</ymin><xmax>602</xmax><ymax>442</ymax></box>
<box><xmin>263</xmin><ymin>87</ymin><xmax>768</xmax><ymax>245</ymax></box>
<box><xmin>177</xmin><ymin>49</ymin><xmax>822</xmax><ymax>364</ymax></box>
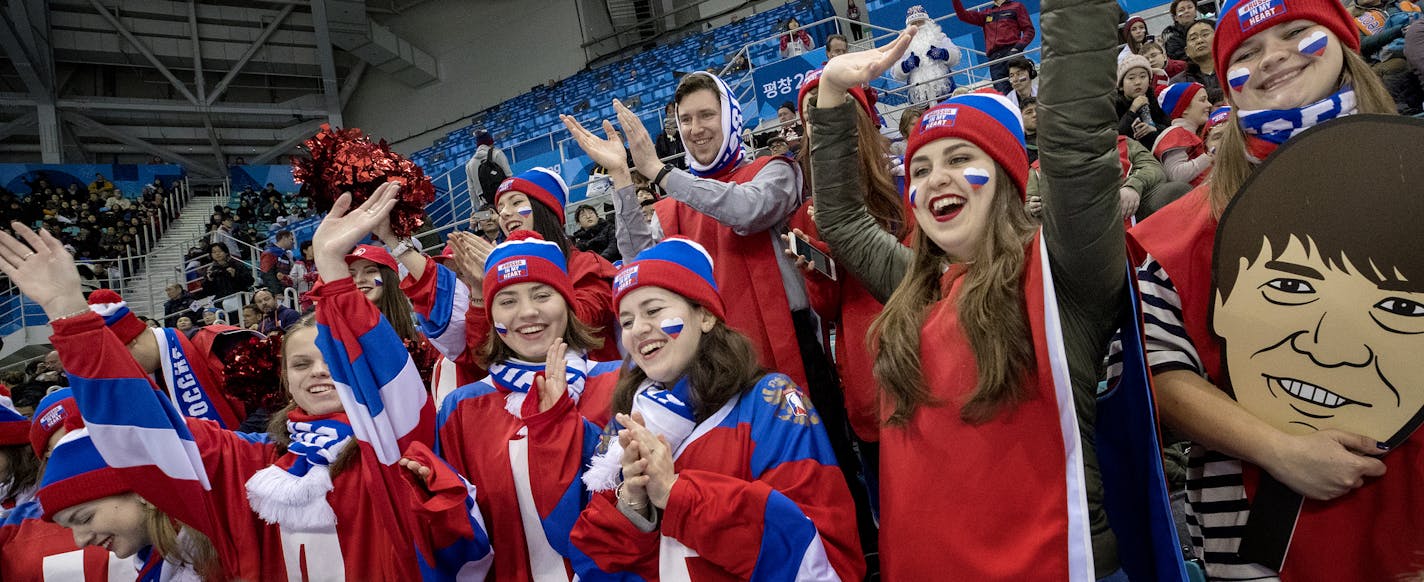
<box><xmin>680</xmin><ymin>72</ymin><xmax>745</xmax><ymax>178</ymax></box>
<box><xmin>487</xmin><ymin>351</ymin><xmax>598</xmax><ymax>418</ymax></box>
<box><xmin>245</xmin><ymin>417</ymin><xmax>354</xmax><ymax>529</ymax></box>
<box><xmin>152</xmin><ymin>328</ymin><xmax>228</xmax><ymax>427</ymax></box>
<box><xmin>583</xmin><ymin>377</ymin><xmax>697</xmax><ymax>492</ymax></box>
<box><xmin>1237</xmin><ymin>87</ymin><xmax>1356</xmax><ymax>146</ymax></box>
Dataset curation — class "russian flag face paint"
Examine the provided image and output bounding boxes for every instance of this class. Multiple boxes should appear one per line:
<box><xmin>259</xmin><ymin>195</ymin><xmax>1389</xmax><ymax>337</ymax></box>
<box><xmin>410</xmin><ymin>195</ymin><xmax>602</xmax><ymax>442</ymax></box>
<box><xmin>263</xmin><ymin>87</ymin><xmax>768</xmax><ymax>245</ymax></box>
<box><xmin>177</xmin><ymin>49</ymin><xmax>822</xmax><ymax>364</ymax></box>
<box><xmin>907</xmin><ymin>185</ymin><xmax>919</xmax><ymax>208</ymax></box>
<box><xmin>516</xmin><ymin>205</ymin><xmax>533</xmax><ymax>217</ymax></box>
<box><xmin>494</xmin><ymin>322</ymin><xmax>509</xmax><ymax>335</ymax></box>
<box><xmin>1298</xmin><ymin>30</ymin><xmax>1328</xmax><ymax>57</ymax></box>
<box><xmin>963</xmin><ymin>167</ymin><xmax>991</xmax><ymax>190</ymax></box>
<box><xmin>660</xmin><ymin>317</ymin><xmax>685</xmax><ymax>339</ymax></box>
<box><xmin>1228</xmin><ymin>67</ymin><xmax>1251</xmax><ymax>92</ymax></box>
<box><xmin>373</xmin><ymin>276</ymin><xmax>383</xmax><ymax>287</ymax></box>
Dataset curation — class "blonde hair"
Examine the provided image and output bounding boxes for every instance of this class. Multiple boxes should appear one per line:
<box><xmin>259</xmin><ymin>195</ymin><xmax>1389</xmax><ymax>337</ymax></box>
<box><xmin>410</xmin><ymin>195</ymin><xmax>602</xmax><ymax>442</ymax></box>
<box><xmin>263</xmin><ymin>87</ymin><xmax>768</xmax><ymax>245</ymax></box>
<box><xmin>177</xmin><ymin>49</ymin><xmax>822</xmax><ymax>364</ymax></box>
<box><xmin>1208</xmin><ymin>49</ymin><xmax>1395</xmax><ymax>216</ymax></box>
<box><xmin>142</xmin><ymin>499</ymin><xmax>220</xmax><ymax>578</ymax></box>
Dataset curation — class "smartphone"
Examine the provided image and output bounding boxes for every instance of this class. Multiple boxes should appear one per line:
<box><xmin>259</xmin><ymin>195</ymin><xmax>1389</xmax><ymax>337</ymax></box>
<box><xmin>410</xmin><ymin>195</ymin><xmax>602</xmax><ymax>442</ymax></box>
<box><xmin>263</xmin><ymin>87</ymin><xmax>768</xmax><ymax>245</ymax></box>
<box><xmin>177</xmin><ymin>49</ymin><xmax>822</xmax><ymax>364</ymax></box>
<box><xmin>788</xmin><ymin>234</ymin><xmax>837</xmax><ymax>281</ymax></box>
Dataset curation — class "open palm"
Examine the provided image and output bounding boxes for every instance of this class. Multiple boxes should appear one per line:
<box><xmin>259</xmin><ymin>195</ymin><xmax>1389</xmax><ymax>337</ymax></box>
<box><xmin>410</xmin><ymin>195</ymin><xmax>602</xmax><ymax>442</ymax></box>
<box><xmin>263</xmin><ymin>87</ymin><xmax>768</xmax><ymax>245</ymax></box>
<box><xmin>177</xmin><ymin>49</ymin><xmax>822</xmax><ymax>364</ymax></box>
<box><xmin>561</xmin><ymin>114</ymin><xmax>628</xmax><ymax>172</ymax></box>
<box><xmin>821</xmin><ymin>27</ymin><xmax>916</xmax><ymax>94</ymax></box>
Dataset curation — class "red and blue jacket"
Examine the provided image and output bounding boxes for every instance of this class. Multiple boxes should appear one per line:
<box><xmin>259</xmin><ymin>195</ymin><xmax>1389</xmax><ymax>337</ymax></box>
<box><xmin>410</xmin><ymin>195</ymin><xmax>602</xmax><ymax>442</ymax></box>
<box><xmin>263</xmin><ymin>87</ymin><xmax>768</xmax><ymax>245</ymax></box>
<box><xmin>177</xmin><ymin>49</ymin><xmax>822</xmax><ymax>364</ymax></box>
<box><xmin>571</xmin><ymin>373</ymin><xmax>864</xmax><ymax>581</ymax></box>
<box><xmin>52</xmin><ymin>278</ymin><xmax>492</xmax><ymax>581</ymax></box>
<box><xmin>0</xmin><ymin>500</ymin><xmax>137</xmax><ymax>581</ymax></box>
<box><xmin>435</xmin><ymin>357</ymin><xmax>621</xmax><ymax>581</ymax></box>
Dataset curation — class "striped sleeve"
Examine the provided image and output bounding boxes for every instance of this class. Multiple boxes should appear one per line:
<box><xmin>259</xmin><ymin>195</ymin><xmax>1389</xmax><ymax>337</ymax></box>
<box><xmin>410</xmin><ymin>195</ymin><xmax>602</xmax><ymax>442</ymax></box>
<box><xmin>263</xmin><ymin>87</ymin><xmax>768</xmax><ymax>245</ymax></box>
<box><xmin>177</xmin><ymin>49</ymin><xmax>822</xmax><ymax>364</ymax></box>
<box><xmin>1136</xmin><ymin>254</ymin><xmax>1206</xmax><ymax>377</ymax></box>
<box><xmin>400</xmin><ymin>259</ymin><xmax>471</xmax><ymax>361</ymax></box>
<box><xmin>49</xmin><ymin>313</ymin><xmax>218</xmax><ymax>536</ymax></box>
<box><xmin>401</xmin><ymin>442</ymin><xmax>494</xmax><ymax>581</ymax></box>
<box><xmin>314</xmin><ymin>277</ymin><xmax>434</xmax><ymax>464</ymax></box>
<box><xmin>1183</xmin><ymin>449</ymin><xmax>1280</xmax><ymax>581</ymax></box>
<box><xmin>660</xmin><ymin>375</ymin><xmax>862</xmax><ymax>581</ymax></box>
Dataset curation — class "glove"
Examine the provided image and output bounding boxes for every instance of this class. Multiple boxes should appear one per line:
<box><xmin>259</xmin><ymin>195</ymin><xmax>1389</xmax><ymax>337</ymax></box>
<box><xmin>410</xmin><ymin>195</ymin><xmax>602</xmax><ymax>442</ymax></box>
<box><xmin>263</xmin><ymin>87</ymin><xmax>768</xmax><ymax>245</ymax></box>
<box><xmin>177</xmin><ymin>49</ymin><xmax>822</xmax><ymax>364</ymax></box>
<box><xmin>928</xmin><ymin>46</ymin><xmax>950</xmax><ymax>61</ymax></box>
<box><xmin>901</xmin><ymin>53</ymin><xmax>921</xmax><ymax>73</ymax></box>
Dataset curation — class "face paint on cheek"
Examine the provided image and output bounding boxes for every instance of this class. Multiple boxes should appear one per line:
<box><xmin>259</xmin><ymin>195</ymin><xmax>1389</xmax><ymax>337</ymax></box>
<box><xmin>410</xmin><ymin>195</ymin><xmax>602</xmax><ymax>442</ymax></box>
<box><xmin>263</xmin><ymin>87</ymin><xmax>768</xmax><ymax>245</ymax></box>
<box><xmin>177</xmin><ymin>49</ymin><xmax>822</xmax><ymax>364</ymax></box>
<box><xmin>1228</xmin><ymin>67</ymin><xmax>1251</xmax><ymax>92</ymax></box>
<box><xmin>373</xmin><ymin>277</ymin><xmax>383</xmax><ymax>287</ymax></box>
<box><xmin>1299</xmin><ymin>30</ymin><xmax>1329</xmax><ymax>57</ymax></box>
<box><xmin>517</xmin><ymin>206</ymin><xmax>533</xmax><ymax>217</ymax></box>
<box><xmin>963</xmin><ymin>167</ymin><xmax>991</xmax><ymax>190</ymax></box>
<box><xmin>660</xmin><ymin>317</ymin><xmax>685</xmax><ymax>339</ymax></box>
<box><xmin>494</xmin><ymin>322</ymin><xmax>508</xmax><ymax>335</ymax></box>
<box><xmin>907</xmin><ymin>185</ymin><xmax>918</xmax><ymax>208</ymax></box>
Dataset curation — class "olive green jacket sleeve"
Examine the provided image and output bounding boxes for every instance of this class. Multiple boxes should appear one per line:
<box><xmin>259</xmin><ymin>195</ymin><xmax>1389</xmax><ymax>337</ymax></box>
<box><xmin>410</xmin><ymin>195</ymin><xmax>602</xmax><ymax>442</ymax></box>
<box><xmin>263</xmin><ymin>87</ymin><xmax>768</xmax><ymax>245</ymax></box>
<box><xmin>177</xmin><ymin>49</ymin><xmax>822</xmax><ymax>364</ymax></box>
<box><xmin>1123</xmin><ymin>138</ymin><xmax>1166</xmax><ymax>197</ymax></box>
<box><xmin>806</xmin><ymin>101</ymin><xmax>911</xmax><ymax>303</ymax></box>
<box><xmin>1038</xmin><ymin>0</ymin><xmax>1129</xmax><ymax>575</ymax></box>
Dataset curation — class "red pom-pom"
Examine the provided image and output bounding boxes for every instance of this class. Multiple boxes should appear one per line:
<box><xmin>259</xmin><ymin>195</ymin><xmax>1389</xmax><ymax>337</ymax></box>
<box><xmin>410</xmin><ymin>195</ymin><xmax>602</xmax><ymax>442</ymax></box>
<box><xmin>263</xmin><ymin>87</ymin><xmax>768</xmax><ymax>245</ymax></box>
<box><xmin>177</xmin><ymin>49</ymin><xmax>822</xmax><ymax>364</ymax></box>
<box><xmin>222</xmin><ymin>334</ymin><xmax>287</xmax><ymax>412</ymax></box>
<box><xmin>292</xmin><ymin>124</ymin><xmax>437</xmax><ymax>237</ymax></box>
<box><xmin>87</xmin><ymin>288</ymin><xmax>125</xmax><ymax>305</ymax></box>
<box><xmin>504</xmin><ymin>230</ymin><xmax>546</xmax><ymax>243</ymax></box>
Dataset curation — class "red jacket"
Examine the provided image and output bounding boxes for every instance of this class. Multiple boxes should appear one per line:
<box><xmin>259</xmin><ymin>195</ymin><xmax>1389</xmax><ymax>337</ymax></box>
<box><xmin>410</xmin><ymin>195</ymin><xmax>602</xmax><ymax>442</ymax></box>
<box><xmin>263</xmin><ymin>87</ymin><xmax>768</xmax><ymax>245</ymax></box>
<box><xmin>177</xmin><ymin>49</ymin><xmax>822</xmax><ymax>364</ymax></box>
<box><xmin>951</xmin><ymin>0</ymin><xmax>1036</xmax><ymax>54</ymax></box>
<box><xmin>654</xmin><ymin>157</ymin><xmax>810</xmax><ymax>389</ymax></box>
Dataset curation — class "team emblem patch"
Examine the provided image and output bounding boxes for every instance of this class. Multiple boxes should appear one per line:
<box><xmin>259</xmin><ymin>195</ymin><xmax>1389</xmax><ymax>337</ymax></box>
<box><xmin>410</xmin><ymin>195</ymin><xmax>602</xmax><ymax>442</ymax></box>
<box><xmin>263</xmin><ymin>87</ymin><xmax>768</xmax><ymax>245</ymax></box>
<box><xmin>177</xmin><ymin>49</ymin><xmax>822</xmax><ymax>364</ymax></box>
<box><xmin>761</xmin><ymin>376</ymin><xmax>821</xmax><ymax>425</ymax></box>
<box><xmin>613</xmin><ymin>266</ymin><xmax>639</xmax><ymax>294</ymax></box>
<box><xmin>1236</xmin><ymin>0</ymin><xmax>1287</xmax><ymax>32</ymax></box>
<box><xmin>919</xmin><ymin>107</ymin><xmax>959</xmax><ymax>131</ymax></box>
<box><xmin>39</xmin><ymin>404</ymin><xmax>65</xmax><ymax>429</ymax></box>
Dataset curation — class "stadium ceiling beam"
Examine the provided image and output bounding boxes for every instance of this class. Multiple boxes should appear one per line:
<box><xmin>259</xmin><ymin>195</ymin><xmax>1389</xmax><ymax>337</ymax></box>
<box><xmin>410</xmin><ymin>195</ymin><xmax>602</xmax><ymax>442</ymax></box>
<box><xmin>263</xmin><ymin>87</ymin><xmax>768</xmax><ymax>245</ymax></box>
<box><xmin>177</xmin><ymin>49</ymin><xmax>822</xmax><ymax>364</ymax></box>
<box><xmin>0</xmin><ymin>93</ymin><xmax>36</xmax><ymax>107</ymax></box>
<box><xmin>206</xmin><ymin>4</ymin><xmax>295</xmax><ymax>106</ymax></box>
<box><xmin>87</xmin><ymin>0</ymin><xmax>201</xmax><ymax>106</ymax></box>
<box><xmin>250</xmin><ymin>118</ymin><xmax>324</xmax><ymax>165</ymax></box>
<box><xmin>188</xmin><ymin>0</ymin><xmax>226</xmax><ymax>171</ymax></box>
<box><xmin>0</xmin><ymin>111</ymin><xmax>37</xmax><ymax>141</ymax></box>
<box><xmin>62</xmin><ymin>111</ymin><xmax>222</xmax><ymax>177</ymax></box>
<box><xmin>310</xmin><ymin>0</ymin><xmax>343</xmax><ymax>127</ymax></box>
<box><xmin>339</xmin><ymin>60</ymin><xmax>366</xmax><ymax>110</ymax></box>
<box><xmin>56</xmin><ymin>96</ymin><xmax>328</xmax><ymax>117</ymax></box>
<box><xmin>0</xmin><ymin>10</ymin><xmax>49</xmax><ymax>98</ymax></box>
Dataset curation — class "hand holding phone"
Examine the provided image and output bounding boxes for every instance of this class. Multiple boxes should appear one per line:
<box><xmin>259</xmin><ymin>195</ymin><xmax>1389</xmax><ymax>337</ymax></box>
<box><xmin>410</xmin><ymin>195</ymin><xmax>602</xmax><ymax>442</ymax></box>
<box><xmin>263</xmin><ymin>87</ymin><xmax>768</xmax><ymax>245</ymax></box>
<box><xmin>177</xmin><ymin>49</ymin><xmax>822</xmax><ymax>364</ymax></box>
<box><xmin>785</xmin><ymin>230</ymin><xmax>837</xmax><ymax>281</ymax></box>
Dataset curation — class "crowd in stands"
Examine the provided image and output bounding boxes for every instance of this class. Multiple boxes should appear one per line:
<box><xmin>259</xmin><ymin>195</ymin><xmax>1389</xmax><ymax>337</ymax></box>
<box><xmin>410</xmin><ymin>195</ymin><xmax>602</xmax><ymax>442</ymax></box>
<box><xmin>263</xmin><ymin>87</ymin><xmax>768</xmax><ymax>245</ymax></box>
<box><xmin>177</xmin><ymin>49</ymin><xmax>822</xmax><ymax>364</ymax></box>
<box><xmin>1</xmin><ymin>0</ymin><xmax>1422</xmax><ymax>580</ymax></box>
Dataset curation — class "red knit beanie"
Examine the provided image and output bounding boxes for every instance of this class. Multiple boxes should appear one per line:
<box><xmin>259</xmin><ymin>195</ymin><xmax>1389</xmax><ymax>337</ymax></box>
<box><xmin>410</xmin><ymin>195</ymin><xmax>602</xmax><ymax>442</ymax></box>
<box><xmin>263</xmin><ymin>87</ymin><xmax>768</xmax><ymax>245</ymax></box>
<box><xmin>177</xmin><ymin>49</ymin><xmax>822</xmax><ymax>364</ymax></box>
<box><xmin>481</xmin><ymin>231</ymin><xmax>576</xmax><ymax>318</ymax></box>
<box><xmin>1213</xmin><ymin>0</ymin><xmax>1360</xmax><ymax>77</ymax></box>
<box><xmin>903</xmin><ymin>94</ymin><xmax>1029</xmax><ymax>200</ymax></box>
<box><xmin>86</xmin><ymin>289</ymin><xmax>146</xmax><ymax>344</ymax></box>
<box><xmin>29</xmin><ymin>388</ymin><xmax>84</xmax><ymax>456</ymax></box>
<box><xmin>612</xmin><ymin>237</ymin><xmax>725</xmax><ymax>321</ymax></box>
<box><xmin>38</xmin><ymin>429</ymin><xmax>132</xmax><ymax>522</ymax></box>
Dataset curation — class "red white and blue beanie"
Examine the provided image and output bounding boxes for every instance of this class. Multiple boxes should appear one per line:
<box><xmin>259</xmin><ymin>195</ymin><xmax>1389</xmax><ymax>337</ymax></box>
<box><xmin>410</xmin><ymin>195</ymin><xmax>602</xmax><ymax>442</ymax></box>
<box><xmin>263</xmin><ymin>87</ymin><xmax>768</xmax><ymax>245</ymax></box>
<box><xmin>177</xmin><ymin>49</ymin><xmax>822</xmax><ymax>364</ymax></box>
<box><xmin>482</xmin><ymin>231</ymin><xmax>575</xmax><ymax>315</ymax></box>
<box><xmin>798</xmin><ymin>68</ymin><xmax>882</xmax><ymax>126</ymax></box>
<box><xmin>0</xmin><ymin>394</ymin><xmax>28</xmax><ymax>446</ymax></box>
<box><xmin>87</xmin><ymin>288</ymin><xmax>146</xmax><ymax>345</ymax></box>
<box><xmin>612</xmin><ymin>237</ymin><xmax>725</xmax><ymax>321</ymax></box>
<box><xmin>1158</xmin><ymin>82</ymin><xmax>1204</xmax><ymax>120</ymax></box>
<box><xmin>1204</xmin><ymin>105</ymin><xmax>1234</xmax><ymax>135</ymax></box>
<box><xmin>1214</xmin><ymin>0</ymin><xmax>1358</xmax><ymax>79</ymax></box>
<box><xmin>38</xmin><ymin>428</ymin><xmax>132</xmax><ymax>522</ymax></box>
<box><xmin>903</xmin><ymin>94</ymin><xmax>1029</xmax><ymax>200</ymax></box>
<box><xmin>496</xmin><ymin>168</ymin><xmax>569</xmax><ymax>225</ymax></box>
<box><xmin>344</xmin><ymin>244</ymin><xmax>399</xmax><ymax>272</ymax></box>
<box><xmin>30</xmin><ymin>387</ymin><xmax>84</xmax><ymax>457</ymax></box>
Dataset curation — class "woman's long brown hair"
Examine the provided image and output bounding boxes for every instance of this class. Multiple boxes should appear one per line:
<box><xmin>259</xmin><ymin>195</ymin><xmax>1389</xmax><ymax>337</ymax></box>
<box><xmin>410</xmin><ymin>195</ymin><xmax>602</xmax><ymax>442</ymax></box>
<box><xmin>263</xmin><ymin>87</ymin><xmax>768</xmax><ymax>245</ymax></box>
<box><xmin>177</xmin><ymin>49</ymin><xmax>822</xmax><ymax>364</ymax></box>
<box><xmin>611</xmin><ymin>308</ymin><xmax>764</xmax><ymax>422</ymax></box>
<box><xmin>1208</xmin><ymin>49</ymin><xmax>1395</xmax><ymax>216</ymax></box>
<box><xmin>798</xmin><ymin>93</ymin><xmax>909</xmax><ymax>238</ymax></box>
<box><xmin>869</xmin><ymin>167</ymin><xmax>1038</xmax><ymax>425</ymax></box>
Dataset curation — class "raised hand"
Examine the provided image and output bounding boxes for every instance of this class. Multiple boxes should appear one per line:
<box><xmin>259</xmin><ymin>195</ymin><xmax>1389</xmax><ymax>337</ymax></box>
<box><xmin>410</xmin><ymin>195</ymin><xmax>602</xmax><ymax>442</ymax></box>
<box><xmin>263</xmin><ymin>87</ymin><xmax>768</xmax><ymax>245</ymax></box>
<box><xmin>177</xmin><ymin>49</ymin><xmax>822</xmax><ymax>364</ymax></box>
<box><xmin>449</xmin><ymin>231</ymin><xmax>494</xmax><ymax>289</ymax></box>
<box><xmin>561</xmin><ymin>114</ymin><xmax>629</xmax><ymax>174</ymax></box>
<box><xmin>614</xmin><ymin>99</ymin><xmax>662</xmax><ymax>181</ymax></box>
<box><xmin>311</xmin><ymin>181</ymin><xmax>402</xmax><ymax>282</ymax></box>
<box><xmin>532</xmin><ymin>340</ymin><xmax>569</xmax><ymax>414</ymax></box>
<box><xmin>824</xmin><ymin>27</ymin><xmax>916</xmax><ymax>108</ymax></box>
<box><xmin>0</xmin><ymin>222</ymin><xmax>87</xmax><ymax>319</ymax></box>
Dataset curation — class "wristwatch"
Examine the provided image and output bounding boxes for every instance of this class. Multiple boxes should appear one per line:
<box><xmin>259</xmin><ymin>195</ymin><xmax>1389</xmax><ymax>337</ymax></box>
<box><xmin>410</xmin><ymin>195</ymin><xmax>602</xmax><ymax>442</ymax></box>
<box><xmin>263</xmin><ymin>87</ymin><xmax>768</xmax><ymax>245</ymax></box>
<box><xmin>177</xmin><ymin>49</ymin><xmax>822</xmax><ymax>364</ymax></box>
<box><xmin>389</xmin><ymin>238</ymin><xmax>416</xmax><ymax>258</ymax></box>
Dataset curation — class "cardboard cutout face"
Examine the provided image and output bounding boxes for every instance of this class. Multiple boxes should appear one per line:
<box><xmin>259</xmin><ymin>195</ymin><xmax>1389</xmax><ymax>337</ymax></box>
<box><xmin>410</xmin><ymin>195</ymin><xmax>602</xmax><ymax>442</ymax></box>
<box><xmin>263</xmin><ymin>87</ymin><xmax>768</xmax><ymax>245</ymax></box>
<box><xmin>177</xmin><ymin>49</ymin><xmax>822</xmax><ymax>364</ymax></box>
<box><xmin>1211</xmin><ymin>116</ymin><xmax>1424</xmax><ymax>449</ymax></box>
<box><xmin>1214</xmin><ymin>235</ymin><xmax>1424</xmax><ymax>442</ymax></box>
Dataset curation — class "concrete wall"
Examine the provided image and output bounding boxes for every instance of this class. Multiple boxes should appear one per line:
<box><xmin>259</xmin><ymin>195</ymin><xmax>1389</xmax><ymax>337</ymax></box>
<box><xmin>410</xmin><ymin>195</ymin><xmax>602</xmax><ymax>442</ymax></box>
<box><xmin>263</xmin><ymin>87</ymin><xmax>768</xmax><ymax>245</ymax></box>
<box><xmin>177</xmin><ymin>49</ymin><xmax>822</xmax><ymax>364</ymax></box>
<box><xmin>346</xmin><ymin>0</ymin><xmax>589</xmax><ymax>155</ymax></box>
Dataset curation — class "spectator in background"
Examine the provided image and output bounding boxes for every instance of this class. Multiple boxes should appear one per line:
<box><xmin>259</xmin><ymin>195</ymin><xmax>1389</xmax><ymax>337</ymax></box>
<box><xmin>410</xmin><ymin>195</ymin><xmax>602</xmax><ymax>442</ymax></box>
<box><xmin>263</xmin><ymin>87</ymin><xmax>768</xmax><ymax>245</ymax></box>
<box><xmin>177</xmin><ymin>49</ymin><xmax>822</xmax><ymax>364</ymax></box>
<box><xmin>1005</xmin><ymin>56</ymin><xmax>1039</xmax><ymax>108</ymax></box>
<box><xmin>1122</xmin><ymin>16</ymin><xmax>1154</xmax><ymax>56</ymax></box>
<box><xmin>163</xmin><ymin>283</ymin><xmax>197</xmax><ymax>327</ymax></box>
<box><xmin>766</xmin><ymin>135</ymin><xmax>791</xmax><ymax>156</ymax></box>
<box><xmin>200</xmin><ymin>307</ymin><xmax>221</xmax><ymax>327</ymax></box>
<box><xmin>289</xmin><ymin>239</ymin><xmax>316</xmax><ymax>306</ymax></box>
<box><xmin>474</xmin><ymin>214</ymin><xmax>504</xmax><ymax>245</ymax></box>
<box><xmin>1153</xmin><ymin>82</ymin><xmax>1214</xmax><ymax>186</ymax></box>
<box><xmin>241</xmin><ymin>304</ymin><xmax>261</xmax><ymax>330</ymax></box>
<box><xmin>464</xmin><ymin>129</ymin><xmax>512</xmax><ymax>209</ymax></box>
<box><xmin>1160</xmin><ymin>0</ymin><xmax>1200</xmax><ymax>61</ymax></box>
<box><xmin>780</xmin><ymin>17</ymin><xmax>814</xmax><ymax>58</ymax></box>
<box><xmin>201</xmin><ymin>242</ymin><xmax>254</xmax><ymax>299</ymax></box>
<box><xmin>777</xmin><ymin>101</ymin><xmax>804</xmax><ymax>153</ymax></box>
<box><xmin>654</xmin><ymin>115</ymin><xmax>687</xmax><ymax>168</ymax></box>
<box><xmin>175</xmin><ymin>316</ymin><xmax>194</xmax><ymax>332</ymax></box>
<box><xmin>827</xmin><ymin>33</ymin><xmax>851</xmax><ymax>59</ymax></box>
<box><xmin>1170</xmin><ymin>19</ymin><xmax>1222</xmax><ymax>103</ymax></box>
<box><xmin>259</xmin><ymin>229</ymin><xmax>295</xmax><ymax>292</ymax></box>
<box><xmin>571</xmin><ymin>204</ymin><xmax>620</xmax><ymax>262</ymax></box>
<box><xmin>261</xmin><ymin>182</ymin><xmax>280</xmax><ymax>200</ymax></box>
<box><xmin>88</xmin><ymin>173</ymin><xmax>115</xmax><ymax>195</ymax></box>
<box><xmin>252</xmin><ymin>288</ymin><xmax>299</xmax><ymax>334</ymax></box>
<box><xmin>895</xmin><ymin>6</ymin><xmax>962</xmax><ymax>102</ymax></box>
<box><xmin>1116</xmin><ymin>54</ymin><xmax>1170</xmax><ymax>148</ymax></box>
<box><xmin>951</xmin><ymin>0</ymin><xmax>1036</xmax><ymax>93</ymax></box>
<box><xmin>846</xmin><ymin>0</ymin><xmax>865</xmax><ymax>40</ymax></box>
<box><xmin>1020</xmin><ymin>96</ymin><xmax>1040</xmax><ymax>164</ymax></box>
<box><xmin>1142</xmin><ymin>41</ymin><xmax>1187</xmax><ymax>90</ymax></box>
